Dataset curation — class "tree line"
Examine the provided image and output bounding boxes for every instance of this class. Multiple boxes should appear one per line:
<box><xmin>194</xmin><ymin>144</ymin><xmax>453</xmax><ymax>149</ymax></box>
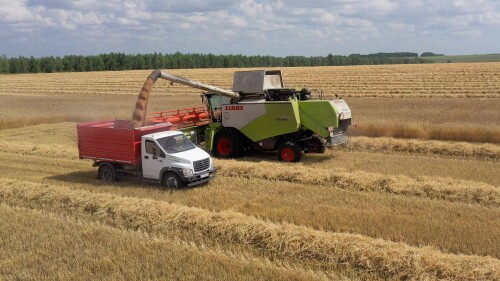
<box><xmin>0</xmin><ymin>52</ymin><xmax>430</xmax><ymax>74</ymax></box>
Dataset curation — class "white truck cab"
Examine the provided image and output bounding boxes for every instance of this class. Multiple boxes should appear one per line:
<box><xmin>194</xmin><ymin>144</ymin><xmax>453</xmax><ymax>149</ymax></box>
<box><xmin>141</xmin><ymin>130</ymin><xmax>216</xmax><ymax>188</ymax></box>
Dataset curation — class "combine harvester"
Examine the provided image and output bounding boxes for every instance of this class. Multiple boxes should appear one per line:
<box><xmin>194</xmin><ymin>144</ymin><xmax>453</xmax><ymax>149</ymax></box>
<box><xmin>137</xmin><ymin>69</ymin><xmax>352</xmax><ymax>162</ymax></box>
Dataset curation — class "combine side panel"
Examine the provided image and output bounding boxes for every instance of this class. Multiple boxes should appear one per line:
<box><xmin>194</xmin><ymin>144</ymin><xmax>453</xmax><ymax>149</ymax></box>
<box><xmin>298</xmin><ymin>100</ymin><xmax>339</xmax><ymax>138</ymax></box>
<box><xmin>235</xmin><ymin>100</ymin><xmax>300</xmax><ymax>141</ymax></box>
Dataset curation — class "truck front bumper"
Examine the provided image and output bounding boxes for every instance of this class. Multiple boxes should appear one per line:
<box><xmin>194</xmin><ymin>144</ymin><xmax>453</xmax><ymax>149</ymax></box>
<box><xmin>182</xmin><ymin>168</ymin><xmax>217</xmax><ymax>187</ymax></box>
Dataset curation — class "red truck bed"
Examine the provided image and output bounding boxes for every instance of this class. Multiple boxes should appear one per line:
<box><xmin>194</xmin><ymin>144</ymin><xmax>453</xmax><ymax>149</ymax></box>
<box><xmin>77</xmin><ymin>120</ymin><xmax>172</xmax><ymax>166</ymax></box>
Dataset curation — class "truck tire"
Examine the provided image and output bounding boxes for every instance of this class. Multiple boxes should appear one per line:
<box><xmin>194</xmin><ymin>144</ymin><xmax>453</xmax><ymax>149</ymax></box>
<box><xmin>99</xmin><ymin>163</ymin><xmax>117</xmax><ymax>182</ymax></box>
<box><xmin>277</xmin><ymin>142</ymin><xmax>302</xmax><ymax>162</ymax></box>
<box><xmin>163</xmin><ymin>172</ymin><xmax>184</xmax><ymax>189</ymax></box>
<box><xmin>213</xmin><ymin>129</ymin><xmax>243</xmax><ymax>158</ymax></box>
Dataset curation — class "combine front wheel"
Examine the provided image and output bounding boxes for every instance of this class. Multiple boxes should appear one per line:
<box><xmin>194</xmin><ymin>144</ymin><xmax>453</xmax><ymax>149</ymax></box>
<box><xmin>277</xmin><ymin>142</ymin><xmax>302</xmax><ymax>162</ymax></box>
<box><xmin>213</xmin><ymin>129</ymin><xmax>243</xmax><ymax>158</ymax></box>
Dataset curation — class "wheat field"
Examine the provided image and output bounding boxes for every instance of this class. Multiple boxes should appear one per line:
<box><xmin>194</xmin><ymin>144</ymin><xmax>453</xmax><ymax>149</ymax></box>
<box><xmin>0</xmin><ymin>63</ymin><xmax>499</xmax><ymax>280</ymax></box>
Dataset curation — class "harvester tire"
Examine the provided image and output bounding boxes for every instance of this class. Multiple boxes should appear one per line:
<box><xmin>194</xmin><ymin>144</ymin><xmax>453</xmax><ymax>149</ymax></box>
<box><xmin>277</xmin><ymin>142</ymin><xmax>302</xmax><ymax>162</ymax></box>
<box><xmin>213</xmin><ymin>129</ymin><xmax>243</xmax><ymax>158</ymax></box>
<box><xmin>163</xmin><ymin>172</ymin><xmax>184</xmax><ymax>189</ymax></box>
<box><xmin>99</xmin><ymin>163</ymin><xmax>118</xmax><ymax>182</ymax></box>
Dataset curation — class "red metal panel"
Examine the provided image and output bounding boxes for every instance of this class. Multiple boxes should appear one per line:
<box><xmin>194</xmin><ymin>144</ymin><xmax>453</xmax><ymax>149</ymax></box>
<box><xmin>77</xmin><ymin>120</ymin><xmax>172</xmax><ymax>166</ymax></box>
<box><xmin>147</xmin><ymin>106</ymin><xmax>210</xmax><ymax>129</ymax></box>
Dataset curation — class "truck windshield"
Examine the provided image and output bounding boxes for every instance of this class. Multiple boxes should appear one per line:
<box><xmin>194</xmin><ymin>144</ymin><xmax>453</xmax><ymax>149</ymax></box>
<box><xmin>157</xmin><ymin>134</ymin><xmax>195</xmax><ymax>154</ymax></box>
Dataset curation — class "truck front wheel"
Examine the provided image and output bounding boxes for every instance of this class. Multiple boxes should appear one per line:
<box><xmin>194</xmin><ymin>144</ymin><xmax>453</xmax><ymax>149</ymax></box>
<box><xmin>163</xmin><ymin>172</ymin><xmax>184</xmax><ymax>189</ymax></box>
<box><xmin>99</xmin><ymin>163</ymin><xmax>117</xmax><ymax>182</ymax></box>
<box><xmin>277</xmin><ymin>142</ymin><xmax>302</xmax><ymax>162</ymax></box>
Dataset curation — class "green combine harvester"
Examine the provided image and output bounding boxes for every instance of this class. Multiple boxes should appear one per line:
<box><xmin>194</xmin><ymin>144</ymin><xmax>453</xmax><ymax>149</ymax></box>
<box><xmin>139</xmin><ymin>69</ymin><xmax>352</xmax><ymax>162</ymax></box>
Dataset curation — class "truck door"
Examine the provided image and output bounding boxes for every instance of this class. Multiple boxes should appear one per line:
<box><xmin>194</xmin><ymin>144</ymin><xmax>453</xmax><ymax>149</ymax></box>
<box><xmin>142</xmin><ymin>139</ymin><xmax>165</xmax><ymax>180</ymax></box>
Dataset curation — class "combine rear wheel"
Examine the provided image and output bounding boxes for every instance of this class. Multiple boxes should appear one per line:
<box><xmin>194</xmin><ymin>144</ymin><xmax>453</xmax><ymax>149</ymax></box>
<box><xmin>277</xmin><ymin>142</ymin><xmax>302</xmax><ymax>162</ymax></box>
<box><xmin>213</xmin><ymin>129</ymin><xmax>243</xmax><ymax>158</ymax></box>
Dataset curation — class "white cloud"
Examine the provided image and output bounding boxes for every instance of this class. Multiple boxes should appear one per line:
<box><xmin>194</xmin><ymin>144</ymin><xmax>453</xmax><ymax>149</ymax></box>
<box><xmin>388</xmin><ymin>22</ymin><xmax>415</xmax><ymax>33</ymax></box>
<box><xmin>314</xmin><ymin>10</ymin><xmax>340</xmax><ymax>24</ymax></box>
<box><xmin>222</xmin><ymin>29</ymin><xmax>237</xmax><ymax>39</ymax></box>
<box><xmin>238</xmin><ymin>0</ymin><xmax>273</xmax><ymax>18</ymax></box>
<box><xmin>0</xmin><ymin>0</ymin><xmax>499</xmax><ymax>56</ymax></box>
<box><xmin>0</xmin><ymin>0</ymin><xmax>33</xmax><ymax>22</ymax></box>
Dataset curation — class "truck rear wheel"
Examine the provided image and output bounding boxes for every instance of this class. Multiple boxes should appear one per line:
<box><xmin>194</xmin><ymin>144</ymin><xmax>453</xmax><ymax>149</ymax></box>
<box><xmin>99</xmin><ymin>163</ymin><xmax>117</xmax><ymax>182</ymax></box>
<box><xmin>163</xmin><ymin>172</ymin><xmax>184</xmax><ymax>189</ymax></box>
<box><xmin>277</xmin><ymin>142</ymin><xmax>302</xmax><ymax>162</ymax></box>
<box><xmin>213</xmin><ymin>129</ymin><xmax>243</xmax><ymax>158</ymax></box>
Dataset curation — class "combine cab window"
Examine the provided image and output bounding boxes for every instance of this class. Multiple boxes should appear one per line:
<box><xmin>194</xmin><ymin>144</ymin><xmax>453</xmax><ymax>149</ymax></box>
<box><xmin>209</xmin><ymin>95</ymin><xmax>221</xmax><ymax>112</ymax></box>
<box><xmin>207</xmin><ymin>95</ymin><xmax>231</xmax><ymax>121</ymax></box>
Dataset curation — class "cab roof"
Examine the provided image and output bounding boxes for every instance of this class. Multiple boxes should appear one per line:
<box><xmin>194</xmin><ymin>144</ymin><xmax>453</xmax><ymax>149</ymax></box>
<box><xmin>143</xmin><ymin>130</ymin><xmax>183</xmax><ymax>140</ymax></box>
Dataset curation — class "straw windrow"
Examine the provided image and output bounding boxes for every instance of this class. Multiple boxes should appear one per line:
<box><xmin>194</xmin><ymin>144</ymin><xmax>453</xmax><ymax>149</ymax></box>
<box><xmin>217</xmin><ymin>160</ymin><xmax>500</xmax><ymax>207</ymax></box>
<box><xmin>0</xmin><ymin>179</ymin><xmax>499</xmax><ymax>280</ymax></box>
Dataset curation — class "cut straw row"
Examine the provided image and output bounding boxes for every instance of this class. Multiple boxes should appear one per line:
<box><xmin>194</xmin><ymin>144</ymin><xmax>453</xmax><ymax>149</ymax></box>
<box><xmin>0</xmin><ymin>179</ymin><xmax>499</xmax><ymax>280</ymax></box>
<box><xmin>217</xmin><ymin>160</ymin><xmax>500</xmax><ymax>207</ymax></box>
<box><xmin>345</xmin><ymin>136</ymin><xmax>500</xmax><ymax>161</ymax></box>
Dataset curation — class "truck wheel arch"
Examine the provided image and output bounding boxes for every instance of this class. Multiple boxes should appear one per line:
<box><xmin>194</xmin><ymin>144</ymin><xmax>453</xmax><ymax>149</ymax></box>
<box><xmin>161</xmin><ymin>169</ymin><xmax>185</xmax><ymax>188</ymax></box>
<box><xmin>160</xmin><ymin>167</ymin><xmax>183</xmax><ymax>185</ymax></box>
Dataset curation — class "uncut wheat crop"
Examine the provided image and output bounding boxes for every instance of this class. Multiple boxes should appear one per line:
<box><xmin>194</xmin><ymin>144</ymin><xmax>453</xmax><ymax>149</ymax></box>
<box><xmin>0</xmin><ymin>63</ymin><xmax>499</xmax><ymax>280</ymax></box>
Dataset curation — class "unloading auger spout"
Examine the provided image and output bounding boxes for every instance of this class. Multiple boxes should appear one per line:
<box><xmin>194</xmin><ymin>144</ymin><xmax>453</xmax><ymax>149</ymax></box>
<box><xmin>132</xmin><ymin>69</ymin><xmax>241</xmax><ymax>128</ymax></box>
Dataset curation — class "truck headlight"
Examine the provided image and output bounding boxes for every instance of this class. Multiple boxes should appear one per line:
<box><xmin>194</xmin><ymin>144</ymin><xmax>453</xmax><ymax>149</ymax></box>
<box><xmin>182</xmin><ymin>168</ymin><xmax>194</xmax><ymax>177</ymax></box>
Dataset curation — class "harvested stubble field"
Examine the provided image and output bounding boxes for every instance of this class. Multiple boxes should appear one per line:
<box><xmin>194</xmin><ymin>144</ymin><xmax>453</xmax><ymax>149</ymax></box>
<box><xmin>0</xmin><ymin>63</ymin><xmax>500</xmax><ymax>280</ymax></box>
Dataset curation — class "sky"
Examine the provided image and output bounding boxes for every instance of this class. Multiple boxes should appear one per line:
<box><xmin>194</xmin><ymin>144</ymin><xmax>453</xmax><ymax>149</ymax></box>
<box><xmin>0</xmin><ymin>0</ymin><xmax>499</xmax><ymax>57</ymax></box>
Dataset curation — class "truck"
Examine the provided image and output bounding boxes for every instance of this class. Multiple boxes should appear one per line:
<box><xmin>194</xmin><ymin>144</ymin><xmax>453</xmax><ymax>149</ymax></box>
<box><xmin>133</xmin><ymin>69</ymin><xmax>352</xmax><ymax>162</ymax></box>
<box><xmin>77</xmin><ymin>119</ymin><xmax>216</xmax><ymax>188</ymax></box>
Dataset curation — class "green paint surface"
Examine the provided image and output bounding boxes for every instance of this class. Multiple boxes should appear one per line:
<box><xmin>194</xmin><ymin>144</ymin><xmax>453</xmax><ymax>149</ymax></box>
<box><xmin>240</xmin><ymin>99</ymin><xmax>300</xmax><ymax>141</ymax></box>
<box><xmin>298</xmin><ymin>100</ymin><xmax>339</xmax><ymax>138</ymax></box>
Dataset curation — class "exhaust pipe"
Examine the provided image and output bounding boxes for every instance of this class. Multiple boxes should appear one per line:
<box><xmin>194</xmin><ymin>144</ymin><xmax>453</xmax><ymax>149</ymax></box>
<box><xmin>132</xmin><ymin>69</ymin><xmax>241</xmax><ymax>128</ymax></box>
